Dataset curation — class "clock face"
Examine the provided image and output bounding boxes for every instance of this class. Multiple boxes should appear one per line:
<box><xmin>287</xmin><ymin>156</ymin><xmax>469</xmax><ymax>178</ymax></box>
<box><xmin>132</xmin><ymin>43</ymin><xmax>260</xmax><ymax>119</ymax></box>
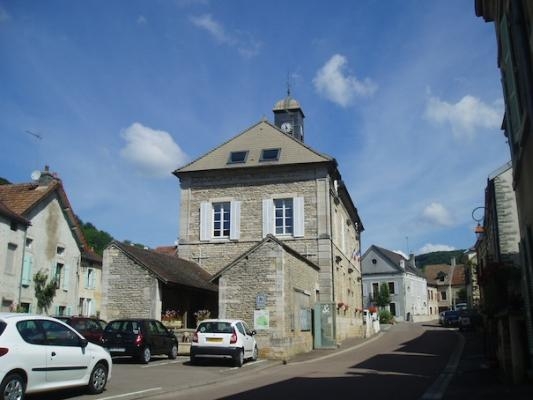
<box><xmin>281</xmin><ymin>122</ymin><xmax>292</xmax><ymax>133</ymax></box>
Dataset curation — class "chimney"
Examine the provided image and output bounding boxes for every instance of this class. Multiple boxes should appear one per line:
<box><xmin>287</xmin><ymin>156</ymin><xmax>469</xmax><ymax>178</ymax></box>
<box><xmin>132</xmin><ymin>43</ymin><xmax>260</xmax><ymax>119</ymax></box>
<box><xmin>400</xmin><ymin>259</ymin><xmax>405</xmax><ymax>269</ymax></box>
<box><xmin>38</xmin><ymin>165</ymin><xmax>60</xmax><ymax>186</ymax></box>
<box><xmin>408</xmin><ymin>253</ymin><xmax>416</xmax><ymax>269</ymax></box>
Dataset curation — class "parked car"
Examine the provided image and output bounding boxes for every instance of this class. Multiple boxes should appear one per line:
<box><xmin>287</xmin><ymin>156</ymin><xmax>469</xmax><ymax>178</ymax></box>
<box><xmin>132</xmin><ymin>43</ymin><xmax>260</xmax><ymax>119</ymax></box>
<box><xmin>190</xmin><ymin>319</ymin><xmax>258</xmax><ymax>367</ymax></box>
<box><xmin>101</xmin><ymin>318</ymin><xmax>178</xmax><ymax>364</ymax></box>
<box><xmin>52</xmin><ymin>316</ymin><xmax>107</xmax><ymax>344</ymax></box>
<box><xmin>442</xmin><ymin>310</ymin><xmax>460</xmax><ymax>327</ymax></box>
<box><xmin>0</xmin><ymin>312</ymin><xmax>111</xmax><ymax>400</ymax></box>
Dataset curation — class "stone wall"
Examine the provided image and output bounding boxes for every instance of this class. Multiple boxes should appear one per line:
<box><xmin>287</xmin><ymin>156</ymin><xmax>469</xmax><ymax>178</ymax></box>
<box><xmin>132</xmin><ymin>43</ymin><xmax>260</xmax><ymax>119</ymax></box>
<box><xmin>218</xmin><ymin>239</ymin><xmax>319</xmax><ymax>359</ymax></box>
<box><xmin>102</xmin><ymin>245</ymin><xmax>161</xmax><ymax>321</ymax></box>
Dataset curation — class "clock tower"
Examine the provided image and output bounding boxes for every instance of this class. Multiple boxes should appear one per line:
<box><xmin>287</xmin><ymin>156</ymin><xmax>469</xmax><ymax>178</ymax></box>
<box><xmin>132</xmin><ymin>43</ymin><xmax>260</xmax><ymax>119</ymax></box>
<box><xmin>273</xmin><ymin>90</ymin><xmax>305</xmax><ymax>142</ymax></box>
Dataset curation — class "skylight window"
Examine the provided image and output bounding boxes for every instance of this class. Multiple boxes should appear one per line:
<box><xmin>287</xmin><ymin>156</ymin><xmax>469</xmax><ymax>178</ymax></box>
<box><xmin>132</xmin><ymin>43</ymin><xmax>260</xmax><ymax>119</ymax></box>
<box><xmin>228</xmin><ymin>151</ymin><xmax>248</xmax><ymax>164</ymax></box>
<box><xmin>260</xmin><ymin>148</ymin><xmax>280</xmax><ymax>162</ymax></box>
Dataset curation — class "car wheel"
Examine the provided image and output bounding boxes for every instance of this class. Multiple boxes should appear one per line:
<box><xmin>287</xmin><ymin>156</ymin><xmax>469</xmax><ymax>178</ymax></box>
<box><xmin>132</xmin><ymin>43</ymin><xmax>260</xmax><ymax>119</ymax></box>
<box><xmin>251</xmin><ymin>345</ymin><xmax>258</xmax><ymax>361</ymax></box>
<box><xmin>87</xmin><ymin>362</ymin><xmax>108</xmax><ymax>394</ymax></box>
<box><xmin>168</xmin><ymin>344</ymin><xmax>178</xmax><ymax>360</ymax></box>
<box><xmin>140</xmin><ymin>347</ymin><xmax>151</xmax><ymax>364</ymax></box>
<box><xmin>1</xmin><ymin>373</ymin><xmax>25</xmax><ymax>400</ymax></box>
<box><xmin>234</xmin><ymin>348</ymin><xmax>244</xmax><ymax>367</ymax></box>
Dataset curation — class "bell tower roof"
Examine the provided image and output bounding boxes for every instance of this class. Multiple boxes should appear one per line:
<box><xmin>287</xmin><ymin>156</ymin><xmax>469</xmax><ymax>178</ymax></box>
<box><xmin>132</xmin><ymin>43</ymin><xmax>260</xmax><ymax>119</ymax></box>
<box><xmin>272</xmin><ymin>89</ymin><xmax>305</xmax><ymax>142</ymax></box>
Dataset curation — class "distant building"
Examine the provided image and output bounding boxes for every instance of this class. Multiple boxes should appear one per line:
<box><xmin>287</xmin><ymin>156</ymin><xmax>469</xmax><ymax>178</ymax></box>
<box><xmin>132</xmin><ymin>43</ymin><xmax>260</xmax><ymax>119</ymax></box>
<box><xmin>423</xmin><ymin>259</ymin><xmax>465</xmax><ymax>312</ymax></box>
<box><xmin>361</xmin><ymin>245</ymin><xmax>428</xmax><ymax>321</ymax></box>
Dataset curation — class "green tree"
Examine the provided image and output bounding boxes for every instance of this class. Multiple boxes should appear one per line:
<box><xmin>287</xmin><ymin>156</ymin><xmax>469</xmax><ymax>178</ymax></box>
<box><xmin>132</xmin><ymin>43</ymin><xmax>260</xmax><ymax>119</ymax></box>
<box><xmin>34</xmin><ymin>270</ymin><xmax>57</xmax><ymax>314</ymax></box>
<box><xmin>78</xmin><ymin>218</ymin><xmax>114</xmax><ymax>255</ymax></box>
<box><xmin>376</xmin><ymin>283</ymin><xmax>391</xmax><ymax>309</ymax></box>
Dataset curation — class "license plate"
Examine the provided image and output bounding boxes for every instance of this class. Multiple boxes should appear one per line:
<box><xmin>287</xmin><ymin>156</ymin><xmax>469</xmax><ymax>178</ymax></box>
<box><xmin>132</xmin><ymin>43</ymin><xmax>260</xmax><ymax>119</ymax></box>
<box><xmin>206</xmin><ymin>337</ymin><xmax>223</xmax><ymax>343</ymax></box>
<box><xmin>108</xmin><ymin>347</ymin><xmax>125</xmax><ymax>352</ymax></box>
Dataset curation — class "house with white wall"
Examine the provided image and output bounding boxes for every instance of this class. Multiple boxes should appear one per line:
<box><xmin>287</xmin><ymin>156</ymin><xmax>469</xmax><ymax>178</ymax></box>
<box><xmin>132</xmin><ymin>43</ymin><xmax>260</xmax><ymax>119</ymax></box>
<box><xmin>361</xmin><ymin>245</ymin><xmax>428</xmax><ymax>321</ymax></box>
<box><xmin>0</xmin><ymin>166</ymin><xmax>102</xmax><ymax>316</ymax></box>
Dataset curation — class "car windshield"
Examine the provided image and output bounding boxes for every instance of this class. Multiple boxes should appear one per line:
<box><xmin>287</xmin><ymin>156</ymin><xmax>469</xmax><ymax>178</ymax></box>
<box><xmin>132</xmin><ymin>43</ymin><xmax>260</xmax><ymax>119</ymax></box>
<box><xmin>197</xmin><ymin>322</ymin><xmax>233</xmax><ymax>334</ymax></box>
<box><xmin>105</xmin><ymin>320</ymin><xmax>141</xmax><ymax>334</ymax></box>
<box><xmin>0</xmin><ymin>321</ymin><xmax>6</xmax><ymax>335</ymax></box>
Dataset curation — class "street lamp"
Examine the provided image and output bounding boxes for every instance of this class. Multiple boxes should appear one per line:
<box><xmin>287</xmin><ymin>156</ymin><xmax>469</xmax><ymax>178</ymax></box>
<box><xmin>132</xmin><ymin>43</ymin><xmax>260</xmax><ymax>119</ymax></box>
<box><xmin>472</xmin><ymin>206</ymin><xmax>485</xmax><ymax>240</ymax></box>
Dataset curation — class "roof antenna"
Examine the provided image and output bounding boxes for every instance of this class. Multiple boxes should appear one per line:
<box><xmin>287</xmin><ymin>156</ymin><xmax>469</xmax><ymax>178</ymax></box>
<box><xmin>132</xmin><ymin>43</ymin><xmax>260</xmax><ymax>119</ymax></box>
<box><xmin>286</xmin><ymin>71</ymin><xmax>291</xmax><ymax>97</ymax></box>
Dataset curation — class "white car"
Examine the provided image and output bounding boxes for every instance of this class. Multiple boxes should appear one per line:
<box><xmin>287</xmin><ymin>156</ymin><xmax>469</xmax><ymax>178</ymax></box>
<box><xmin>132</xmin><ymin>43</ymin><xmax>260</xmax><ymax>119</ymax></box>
<box><xmin>190</xmin><ymin>319</ymin><xmax>258</xmax><ymax>367</ymax></box>
<box><xmin>0</xmin><ymin>313</ymin><xmax>112</xmax><ymax>400</ymax></box>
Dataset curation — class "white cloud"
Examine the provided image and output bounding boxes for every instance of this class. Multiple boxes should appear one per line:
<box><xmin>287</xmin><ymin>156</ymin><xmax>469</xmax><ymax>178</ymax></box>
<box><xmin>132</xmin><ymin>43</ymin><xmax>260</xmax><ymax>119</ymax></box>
<box><xmin>422</xmin><ymin>202</ymin><xmax>454</xmax><ymax>227</ymax></box>
<box><xmin>120</xmin><ymin>122</ymin><xmax>189</xmax><ymax>178</ymax></box>
<box><xmin>189</xmin><ymin>14</ymin><xmax>261</xmax><ymax>57</ymax></box>
<box><xmin>313</xmin><ymin>54</ymin><xmax>377</xmax><ymax>107</ymax></box>
<box><xmin>418</xmin><ymin>243</ymin><xmax>456</xmax><ymax>254</ymax></box>
<box><xmin>425</xmin><ymin>95</ymin><xmax>502</xmax><ymax>139</ymax></box>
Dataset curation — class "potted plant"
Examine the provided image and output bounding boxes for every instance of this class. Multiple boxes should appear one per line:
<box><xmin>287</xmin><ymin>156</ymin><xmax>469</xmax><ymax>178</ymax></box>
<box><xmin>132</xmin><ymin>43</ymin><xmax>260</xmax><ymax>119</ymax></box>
<box><xmin>162</xmin><ymin>309</ymin><xmax>182</xmax><ymax>329</ymax></box>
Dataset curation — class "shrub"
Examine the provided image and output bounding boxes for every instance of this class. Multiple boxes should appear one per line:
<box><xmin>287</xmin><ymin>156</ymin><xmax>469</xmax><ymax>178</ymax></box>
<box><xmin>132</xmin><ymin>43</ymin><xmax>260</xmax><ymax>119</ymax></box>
<box><xmin>378</xmin><ymin>309</ymin><xmax>394</xmax><ymax>324</ymax></box>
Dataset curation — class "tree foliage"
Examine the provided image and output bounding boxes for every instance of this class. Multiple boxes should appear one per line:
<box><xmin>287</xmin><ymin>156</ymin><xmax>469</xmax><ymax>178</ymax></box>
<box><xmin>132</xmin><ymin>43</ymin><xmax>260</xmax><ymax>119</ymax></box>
<box><xmin>376</xmin><ymin>283</ymin><xmax>391</xmax><ymax>308</ymax></box>
<box><xmin>78</xmin><ymin>217</ymin><xmax>114</xmax><ymax>255</ymax></box>
<box><xmin>415</xmin><ymin>250</ymin><xmax>466</xmax><ymax>270</ymax></box>
<box><xmin>34</xmin><ymin>270</ymin><xmax>57</xmax><ymax>314</ymax></box>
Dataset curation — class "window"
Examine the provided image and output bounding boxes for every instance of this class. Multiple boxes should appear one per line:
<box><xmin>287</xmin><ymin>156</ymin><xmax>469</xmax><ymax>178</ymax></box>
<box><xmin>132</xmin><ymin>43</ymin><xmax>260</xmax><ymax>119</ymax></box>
<box><xmin>5</xmin><ymin>243</ymin><xmax>17</xmax><ymax>274</ymax></box>
<box><xmin>274</xmin><ymin>198</ymin><xmax>293</xmax><ymax>235</ymax></box>
<box><xmin>372</xmin><ymin>283</ymin><xmax>379</xmax><ymax>299</ymax></box>
<box><xmin>85</xmin><ymin>268</ymin><xmax>96</xmax><ymax>289</ymax></box>
<box><xmin>262</xmin><ymin>197</ymin><xmax>304</xmax><ymax>238</ymax></box>
<box><xmin>440</xmin><ymin>291</ymin><xmax>447</xmax><ymax>301</ymax></box>
<box><xmin>56</xmin><ymin>246</ymin><xmax>65</xmax><ymax>256</ymax></box>
<box><xmin>388</xmin><ymin>282</ymin><xmax>395</xmax><ymax>294</ymax></box>
<box><xmin>200</xmin><ymin>201</ymin><xmax>241</xmax><ymax>241</ymax></box>
<box><xmin>389</xmin><ymin>303</ymin><xmax>397</xmax><ymax>316</ymax></box>
<box><xmin>213</xmin><ymin>202</ymin><xmax>231</xmax><ymax>238</ymax></box>
<box><xmin>228</xmin><ymin>151</ymin><xmax>248</xmax><ymax>164</ymax></box>
<box><xmin>25</xmin><ymin>237</ymin><xmax>33</xmax><ymax>249</ymax></box>
<box><xmin>260</xmin><ymin>148</ymin><xmax>280</xmax><ymax>161</ymax></box>
<box><xmin>55</xmin><ymin>263</ymin><xmax>70</xmax><ymax>291</ymax></box>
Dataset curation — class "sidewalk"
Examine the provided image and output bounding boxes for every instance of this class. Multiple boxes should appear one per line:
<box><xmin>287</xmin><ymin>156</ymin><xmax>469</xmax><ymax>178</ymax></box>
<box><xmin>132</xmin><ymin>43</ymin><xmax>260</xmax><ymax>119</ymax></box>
<box><xmin>442</xmin><ymin>328</ymin><xmax>532</xmax><ymax>399</ymax></box>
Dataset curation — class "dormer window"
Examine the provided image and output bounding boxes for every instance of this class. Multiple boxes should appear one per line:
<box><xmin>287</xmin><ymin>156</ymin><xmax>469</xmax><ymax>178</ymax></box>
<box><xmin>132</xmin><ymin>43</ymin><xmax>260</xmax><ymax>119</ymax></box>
<box><xmin>228</xmin><ymin>151</ymin><xmax>248</xmax><ymax>164</ymax></box>
<box><xmin>260</xmin><ymin>148</ymin><xmax>280</xmax><ymax>162</ymax></box>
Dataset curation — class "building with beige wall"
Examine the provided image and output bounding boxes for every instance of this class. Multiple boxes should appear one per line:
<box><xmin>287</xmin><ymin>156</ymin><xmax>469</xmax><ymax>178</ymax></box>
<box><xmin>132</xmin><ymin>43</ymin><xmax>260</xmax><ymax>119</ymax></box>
<box><xmin>173</xmin><ymin>95</ymin><xmax>365</xmax><ymax>357</ymax></box>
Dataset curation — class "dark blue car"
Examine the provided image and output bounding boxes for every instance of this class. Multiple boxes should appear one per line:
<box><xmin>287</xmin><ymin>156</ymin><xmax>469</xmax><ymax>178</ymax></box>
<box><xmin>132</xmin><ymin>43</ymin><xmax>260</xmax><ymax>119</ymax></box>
<box><xmin>442</xmin><ymin>310</ymin><xmax>460</xmax><ymax>327</ymax></box>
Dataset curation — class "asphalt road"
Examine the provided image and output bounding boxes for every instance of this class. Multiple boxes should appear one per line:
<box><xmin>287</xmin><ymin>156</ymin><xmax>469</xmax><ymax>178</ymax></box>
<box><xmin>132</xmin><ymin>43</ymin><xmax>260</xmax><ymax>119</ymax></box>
<box><xmin>28</xmin><ymin>322</ymin><xmax>459</xmax><ymax>400</ymax></box>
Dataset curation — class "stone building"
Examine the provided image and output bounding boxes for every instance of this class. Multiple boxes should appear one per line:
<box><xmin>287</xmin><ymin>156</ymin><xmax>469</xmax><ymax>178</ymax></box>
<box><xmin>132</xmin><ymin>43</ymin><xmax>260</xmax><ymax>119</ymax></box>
<box><xmin>0</xmin><ymin>166</ymin><xmax>102</xmax><ymax>316</ymax></box>
<box><xmin>102</xmin><ymin>241</ymin><xmax>217</xmax><ymax>326</ymax></box>
<box><xmin>476</xmin><ymin>0</ymin><xmax>533</xmax><ymax>380</ymax></box>
<box><xmin>173</xmin><ymin>95</ymin><xmax>365</xmax><ymax>358</ymax></box>
<box><xmin>423</xmin><ymin>260</ymin><xmax>466</xmax><ymax>313</ymax></box>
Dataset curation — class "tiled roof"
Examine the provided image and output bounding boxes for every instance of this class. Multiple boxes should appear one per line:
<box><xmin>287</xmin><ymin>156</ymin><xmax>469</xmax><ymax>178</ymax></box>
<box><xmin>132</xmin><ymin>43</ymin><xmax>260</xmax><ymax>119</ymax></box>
<box><xmin>0</xmin><ymin>179</ymin><xmax>101</xmax><ymax>265</ymax></box>
<box><xmin>154</xmin><ymin>245</ymin><xmax>178</xmax><ymax>256</ymax></box>
<box><xmin>112</xmin><ymin>241</ymin><xmax>217</xmax><ymax>292</ymax></box>
<box><xmin>371</xmin><ymin>245</ymin><xmax>422</xmax><ymax>276</ymax></box>
<box><xmin>0</xmin><ymin>199</ymin><xmax>30</xmax><ymax>225</ymax></box>
<box><xmin>423</xmin><ymin>264</ymin><xmax>465</xmax><ymax>286</ymax></box>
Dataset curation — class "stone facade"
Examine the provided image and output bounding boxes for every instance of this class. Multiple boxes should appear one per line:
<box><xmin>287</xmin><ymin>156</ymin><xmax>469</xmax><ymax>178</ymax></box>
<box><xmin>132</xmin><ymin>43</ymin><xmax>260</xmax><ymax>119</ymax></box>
<box><xmin>175</xmin><ymin>119</ymin><xmax>364</xmax><ymax>351</ymax></box>
<box><xmin>215</xmin><ymin>237</ymin><xmax>319</xmax><ymax>359</ymax></box>
<box><xmin>102</xmin><ymin>244</ymin><xmax>162</xmax><ymax>321</ymax></box>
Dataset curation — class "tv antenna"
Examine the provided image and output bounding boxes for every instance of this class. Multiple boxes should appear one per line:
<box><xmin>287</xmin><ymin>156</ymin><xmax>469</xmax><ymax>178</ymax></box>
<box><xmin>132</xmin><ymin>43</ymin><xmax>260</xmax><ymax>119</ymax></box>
<box><xmin>24</xmin><ymin>130</ymin><xmax>43</xmax><ymax>140</ymax></box>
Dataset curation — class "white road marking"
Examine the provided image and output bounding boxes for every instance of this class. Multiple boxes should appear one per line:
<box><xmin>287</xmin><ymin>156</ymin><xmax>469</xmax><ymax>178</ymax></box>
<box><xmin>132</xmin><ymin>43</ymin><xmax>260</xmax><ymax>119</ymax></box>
<box><xmin>97</xmin><ymin>387</ymin><xmax>162</xmax><ymax>400</ymax></box>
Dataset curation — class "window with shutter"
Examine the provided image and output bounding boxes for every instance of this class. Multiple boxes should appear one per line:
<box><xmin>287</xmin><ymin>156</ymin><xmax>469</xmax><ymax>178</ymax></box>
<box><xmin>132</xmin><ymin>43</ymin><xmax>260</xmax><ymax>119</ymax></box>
<box><xmin>200</xmin><ymin>201</ymin><xmax>240</xmax><ymax>240</ymax></box>
<box><xmin>22</xmin><ymin>255</ymin><xmax>33</xmax><ymax>286</ymax></box>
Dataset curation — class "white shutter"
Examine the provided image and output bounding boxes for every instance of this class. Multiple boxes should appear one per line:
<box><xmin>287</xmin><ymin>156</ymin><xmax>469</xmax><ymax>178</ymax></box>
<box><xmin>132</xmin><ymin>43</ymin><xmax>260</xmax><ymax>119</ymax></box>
<box><xmin>230</xmin><ymin>201</ymin><xmax>241</xmax><ymax>240</ymax></box>
<box><xmin>293</xmin><ymin>196</ymin><xmax>305</xmax><ymax>237</ymax></box>
<box><xmin>90</xmin><ymin>269</ymin><xmax>96</xmax><ymax>289</ymax></box>
<box><xmin>262</xmin><ymin>199</ymin><xmax>273</xmax><ymax>237</ymax></box>
<box><xmin>200</xmin><ymin>202</ymin><xmax>211</xmax><ymax>241</ymax></box>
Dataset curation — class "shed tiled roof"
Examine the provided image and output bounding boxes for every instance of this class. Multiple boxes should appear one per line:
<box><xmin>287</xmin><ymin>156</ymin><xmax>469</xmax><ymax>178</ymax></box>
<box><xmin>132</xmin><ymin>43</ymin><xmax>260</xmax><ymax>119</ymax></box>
<box><xmin>111</xmin><ymin>241</ymin><xmax>217</xmax><ymax>292</ymax></box>
<box><xmin>0</xmin><ymin>199</ymin><xmax>30</xmax><ymax>225</ymax></box>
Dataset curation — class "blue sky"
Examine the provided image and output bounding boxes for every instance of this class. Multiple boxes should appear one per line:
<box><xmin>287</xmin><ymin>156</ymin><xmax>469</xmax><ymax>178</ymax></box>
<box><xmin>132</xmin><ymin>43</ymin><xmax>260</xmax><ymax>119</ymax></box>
<box><xmin>0</xmin><ymin>0</ymin><xmax>508</xmax><ymax>256</ymax></box>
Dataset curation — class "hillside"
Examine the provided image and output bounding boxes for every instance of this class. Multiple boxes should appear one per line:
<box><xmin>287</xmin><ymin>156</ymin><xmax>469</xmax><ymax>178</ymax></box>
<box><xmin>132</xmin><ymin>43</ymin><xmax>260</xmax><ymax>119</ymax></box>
<box><xmin>415</xmin><ymin>250</ymin><xmax>466</xmax><ymax>270</ymax></box>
